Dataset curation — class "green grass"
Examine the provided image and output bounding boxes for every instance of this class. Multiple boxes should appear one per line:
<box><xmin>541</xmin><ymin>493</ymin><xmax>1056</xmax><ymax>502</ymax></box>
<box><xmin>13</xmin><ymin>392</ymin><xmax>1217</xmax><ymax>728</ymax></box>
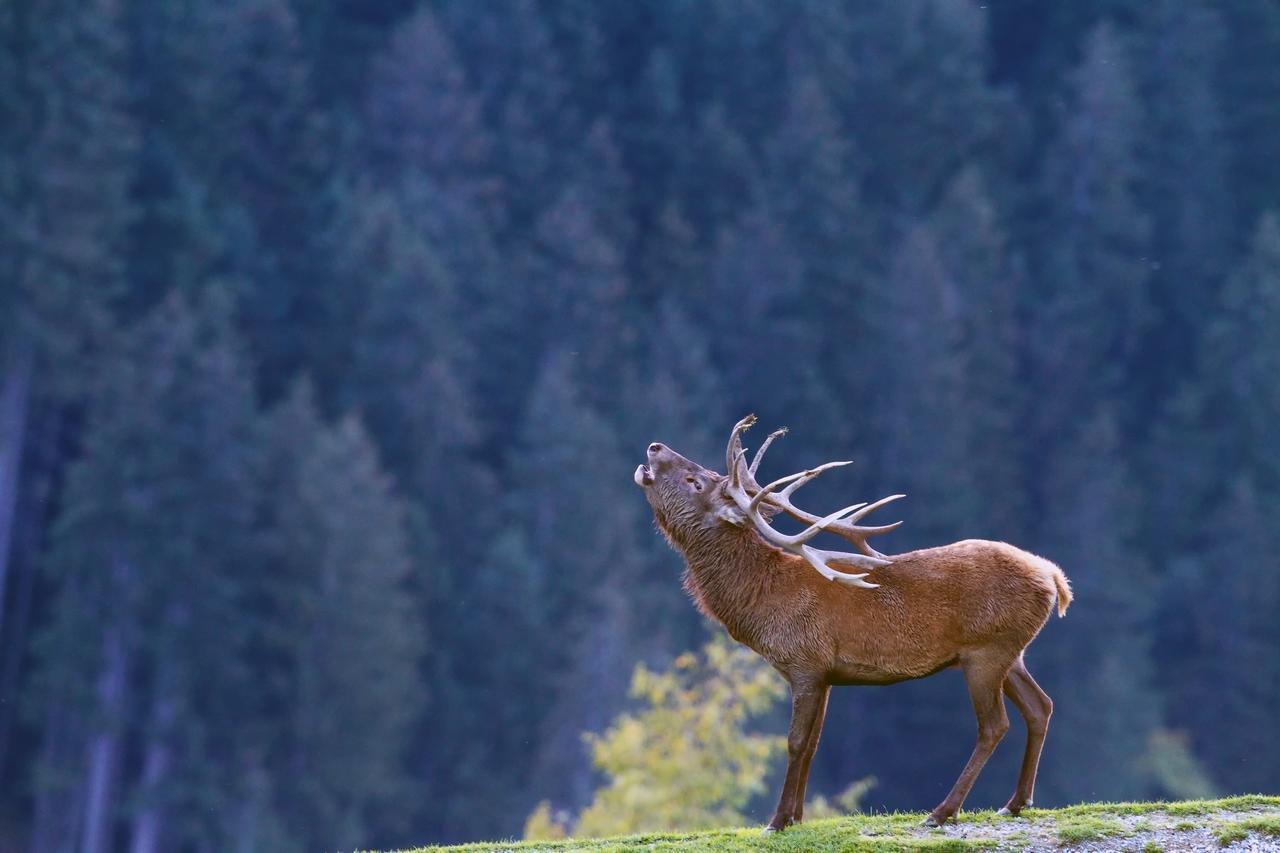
<box><xmin>1022</xmin><ymin>793</ymin><xmax>1278</xmax><ymax>820</ymax></box>
<box><xmin>1053</xmin><ymin>816</ymin><xmax>1128</xmax><ymax>844</ymax></box>
<box><xmin>388</xmin><ymin>796</ymin><xmax>1280</xmax><ymax>852</ymax></box>
<box><xmin>1215</xmin><ymin>815</ymin><xmax>1280</xmax><ymax>847</ymax></box>
<box><xmin>393</xmin><ymin>817</ymin><xmax>992</xmax><ymax>853</ymax></box>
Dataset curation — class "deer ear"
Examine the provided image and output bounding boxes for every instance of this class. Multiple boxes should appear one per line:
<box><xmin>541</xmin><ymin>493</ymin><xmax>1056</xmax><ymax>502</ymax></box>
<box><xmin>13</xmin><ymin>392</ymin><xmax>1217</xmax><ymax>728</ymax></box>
<box><xmin>715</xmin><ymin>499</ymin><xmax>748</xmax><ymax>527</ymax></box>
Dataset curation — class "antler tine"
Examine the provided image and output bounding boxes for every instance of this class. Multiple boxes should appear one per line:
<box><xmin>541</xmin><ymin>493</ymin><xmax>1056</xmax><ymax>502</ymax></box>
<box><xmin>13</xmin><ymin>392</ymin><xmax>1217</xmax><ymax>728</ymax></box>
<box><xmin>721</xmin><ymin>417</ymin><xmax>906</xmax><ymax>586</ymax></box>
<box><xmin>747</xmin><ymin>461</ymin><xmax>854</xmax><ymax>515</ymax></box>
<box><xmin>796</xmin><ymin>502</ymin><xmax>878</xmax><ymax>544</ymax></box>
<box><xmin>843</xmin><ymin>494</ymin><xmax>906</xmax><ymax>528</ymax></box>
<box><xmin>724</xmin><ymin>419</ymin><xmax>892</xmax><ymax>586</ymax></box>
<box><xmin>817</xmin><ymin>494</ymin><xmax>907</xmax><ymax>558</ymax></box>
<box><xmin>745</xmin><ymin>462</ymin><xmax>873</xmax><ymax>549</ymax></box>
<box><xmin>725</xmin><ymin>414</ymin><xmax>757</xmax><ymax>489</ymax></box>
<box><xmin>736</xmin><ymin>486</ymin><xmax>889</xmax><ymax>574</ymax></box>
<box><xmin>764</xmin><ymin>490</ymin><xmax>905</xmax><ymax>558</ymax></box>
<box><xmin>801</xmin><ymin>546</ymin><xmax>882</xmax><ymax>589</ymax></box>
<box><xmin>770</xmin><ymin>501</ymin><xmax>873</xmax><ymax>548</ymax></box>
<box><xmin>731</xmin><ymin>449</ymin><xmax>749</xmax><ymax>491</ymax></box>
<box><xmin>748</xmin><ymin>427</ymin><xmax>787</xmax><ymax>477</ymax></box>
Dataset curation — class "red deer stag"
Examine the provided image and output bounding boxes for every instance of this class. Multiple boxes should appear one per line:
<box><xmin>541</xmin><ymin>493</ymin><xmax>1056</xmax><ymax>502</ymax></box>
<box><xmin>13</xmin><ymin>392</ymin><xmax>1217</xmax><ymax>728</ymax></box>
<box><xmin>633</xmin><ymin>415</ymin><xmax>1071</xmax><ymax>831</ymax></box>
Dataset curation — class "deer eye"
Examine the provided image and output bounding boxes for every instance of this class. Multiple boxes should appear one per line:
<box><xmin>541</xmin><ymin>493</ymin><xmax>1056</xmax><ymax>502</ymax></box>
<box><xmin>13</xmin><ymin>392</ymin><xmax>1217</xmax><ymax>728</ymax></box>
<box><xmin>686</xmin><ymin>476</ymin><xmax>703</xmax><ymax>491</ymax></box>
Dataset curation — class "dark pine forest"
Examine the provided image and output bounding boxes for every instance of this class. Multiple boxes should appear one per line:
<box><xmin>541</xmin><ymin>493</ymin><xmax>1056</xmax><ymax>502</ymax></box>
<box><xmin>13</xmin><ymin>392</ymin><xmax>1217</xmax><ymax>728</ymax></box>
<box><xmin>2</xmin><ymin>0</ymin><xmax>1279</xmax><ymax>850</ymax></box>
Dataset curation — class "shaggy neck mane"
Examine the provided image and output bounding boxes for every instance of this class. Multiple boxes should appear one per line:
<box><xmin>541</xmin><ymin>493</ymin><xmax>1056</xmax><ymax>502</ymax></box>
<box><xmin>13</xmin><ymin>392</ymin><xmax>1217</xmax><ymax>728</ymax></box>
<box><xmin>657</xmin><ymin>514</ymin><xmax>786</xmax><ymax>634</ymax></box>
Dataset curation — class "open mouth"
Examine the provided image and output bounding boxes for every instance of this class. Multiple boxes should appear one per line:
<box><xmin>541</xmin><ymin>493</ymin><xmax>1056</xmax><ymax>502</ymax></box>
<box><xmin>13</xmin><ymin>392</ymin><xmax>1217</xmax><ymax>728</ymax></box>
<box><xmin>634</xmin><ymin>464</ymin><xmax>654</xmax><ymax>487</ymax></box>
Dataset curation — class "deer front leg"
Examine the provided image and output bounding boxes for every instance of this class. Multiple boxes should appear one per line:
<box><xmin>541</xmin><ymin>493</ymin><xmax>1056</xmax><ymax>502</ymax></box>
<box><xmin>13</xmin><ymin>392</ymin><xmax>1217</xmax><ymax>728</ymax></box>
<box><xmin>766</xmin><ymin>679</ymin><xmax>829</xmax><ymax>832</ymax></box>
<box><xmin>792</xmin><ymin>683</ymin><xmax>830</xmax><ymax>822</ymax></box>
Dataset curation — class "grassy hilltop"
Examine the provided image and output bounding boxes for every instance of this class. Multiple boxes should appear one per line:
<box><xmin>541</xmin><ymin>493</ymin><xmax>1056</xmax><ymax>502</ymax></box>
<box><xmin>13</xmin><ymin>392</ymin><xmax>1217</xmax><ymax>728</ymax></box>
<box><xmin>387</xmin><ymin>796</ymin><xmax>1280</xmax><ymax>852</ymax></box>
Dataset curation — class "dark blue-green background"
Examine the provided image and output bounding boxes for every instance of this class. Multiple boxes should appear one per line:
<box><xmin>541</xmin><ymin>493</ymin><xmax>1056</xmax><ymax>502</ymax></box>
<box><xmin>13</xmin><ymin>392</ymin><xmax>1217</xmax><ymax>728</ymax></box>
<box><xmin>2</xmin><ymin>0</ymin><xmax>1278</xmax><ymax>849</ymax></box>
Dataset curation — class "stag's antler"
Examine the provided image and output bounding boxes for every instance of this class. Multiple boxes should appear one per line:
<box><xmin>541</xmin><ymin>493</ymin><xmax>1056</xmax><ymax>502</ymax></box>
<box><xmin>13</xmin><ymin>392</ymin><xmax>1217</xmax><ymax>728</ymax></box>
<box><xmin>723</xmin><ymin>416</ymin><xmax>904</xmax><ymax>589</ymax></box>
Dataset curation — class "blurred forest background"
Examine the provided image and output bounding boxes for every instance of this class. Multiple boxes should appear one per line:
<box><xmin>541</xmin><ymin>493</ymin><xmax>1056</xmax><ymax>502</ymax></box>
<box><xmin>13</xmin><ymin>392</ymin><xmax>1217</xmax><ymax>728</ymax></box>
<box><xmin>2</xmin><ymin>0</ymin><xmax>1280</xmax><ymax>850</ymax></box>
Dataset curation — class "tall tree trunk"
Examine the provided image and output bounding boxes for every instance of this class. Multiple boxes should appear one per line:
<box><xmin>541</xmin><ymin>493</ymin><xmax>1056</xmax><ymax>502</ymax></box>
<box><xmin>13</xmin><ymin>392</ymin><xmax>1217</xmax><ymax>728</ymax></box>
<box><xmin>233</xmin><ymin>758</ymin><xmax>270</xmax><ymax>853</ymax></box>
<box><xmin>128</xmin><ymin>686</ymin><xmax>177</xmax><ymax>853</ymax></box>
<box><xmin>81</xmin><ymin>621</ymin><xmax>130</xmax><ymax>853</ymax></box>
<box><xmin>0</xmin><ymin>402</ymin><xmax>57</xmax><ymax>785</ymax></box>
<box><xmin>29</xmin><ymin>706</ymin><xmax>87</xmax><ymax>853</ymax></box>
<box><xmin>0</xmin><ymin>479</ymin><xmax>40</xmax><ymax>784</ymax></box>
<box><xmin>0</xmin><ymin>341</ymin><xmax>33</xmax><ymax>639</ymax></box>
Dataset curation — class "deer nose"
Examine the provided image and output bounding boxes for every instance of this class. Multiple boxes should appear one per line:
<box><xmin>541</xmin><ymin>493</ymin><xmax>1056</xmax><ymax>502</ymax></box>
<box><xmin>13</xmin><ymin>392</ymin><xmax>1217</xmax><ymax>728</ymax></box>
<box><xmin>648</xmin><ymin>443</ymin><xmax>664</xmax><ymax>455</ymax></box>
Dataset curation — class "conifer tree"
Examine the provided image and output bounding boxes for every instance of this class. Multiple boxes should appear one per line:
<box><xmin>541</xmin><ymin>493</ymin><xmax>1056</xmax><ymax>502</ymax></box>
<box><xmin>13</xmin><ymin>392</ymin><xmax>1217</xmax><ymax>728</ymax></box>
<box><xmin>524</xmin><ymin>179</ymin><xmax>633</xmax><ymax>408</ymax></box>
<box><xmin>1027</xmin><ymin>25</ymin><xmax>1163</xmax><ymax>799</ymax></box>
<box><xmin>254</xmin><ymin>381</ymin><xmax>425</xmax><ymax>851</ymax></box>
<box><xmin>1035</xmin><ymin>409</ymin><xmax>1161</xmax><ymax>802</ymax></box>
<box><xmin>114</xmin><ymin>0</ymin><xmax>237</xmax><ymax>318</ymax></box>
<box><xmin>511</xmin><ymin>351</ymin><xmax>648</xmax><ymax>815</ymax></box>
<box><xmin>1217</xmin><ymin>0</ymin><xmax>1280</xmax><ymax>232</ymax></box>
<box><xmin>1130</xmin><ymin>0</ymin><xmax>1233</xmax><ymax>402</ymax></box>
<box><xmin>703</xmin><ymin>200</ymin><xmax>818</xmax><ymax>424</ymax></box>
<box><xmin>31</xmin><ymin>290</ymin><xmax>257</xmax><ymax>853</ymax></box>
<box><xmin>929</xmin><ymin>169</ymin><xmax>1028</xmax><ymax>540</ymax></box>
<box><xmin>0</xmin><ymin>0</ymin><xmax>136</xmax><ymax>646</ymax></box>
<box><xmin>1159</xmin><ymin>215</ymin><xmax>1280</xmax><ymax>791</ymax></box>
<box><xmin>1</xmin><ymin>0</ymin><xmax>136</xmax><ymax>838</ymax></box>
<box><xmin>324</xmin><ymin>185</ymin><xmax>495</xmax><ymax>841</ymax></box>
<box><xmin>1033</xmin><ymin>22</ymin><xmax>1151</xmax><ymax>441</ymax></box>
<box><xmin>807</xmin><ymin>0</ymin><xmax>1011</xmax><ymax>214</ymax></box>
<box><xmin>334</xmin><ymin>182</ymin><xmax>494</xmax><ymax>555</ymax></box>
<box><xmin>692</xmin><ymin>0</ymin><xmax>787</xmax><ymax>146</ymax></box>
<box><xmin>444</xmin><ymin>0</ymin><xmax>576</xmax><ymax>233</ymax></box>
<box><xmin>869</xmin><ymin>223</ymin><xmax>973</xmax><ymax>546</ymax></box>
<box><xmin>765</xmin><ymin>63</ymin><xmax>874</xmax><ymax>336</ymax></box>
<box><xmin>676</xmin><ymin>104</ymin><xmax>758</xmax><ymax>240</ymax></box>
<box><xmin>636</xmin><ymin>201</ymin><xmax>703</xmax><ymax>310</ymax></box>
<box><xmin>436</xmin><ymin>526</ymin><xmax>552</xmax><ymax>837</ymax></box>
<box><xmin>365</xmin><ymin>6</ymin><xmax>492</xmax><ymax>207</ymax></box>
<box><xmin>208</xmin><ymin>0</ymin><xmax>330</xmax><ymax>399</ymax></box>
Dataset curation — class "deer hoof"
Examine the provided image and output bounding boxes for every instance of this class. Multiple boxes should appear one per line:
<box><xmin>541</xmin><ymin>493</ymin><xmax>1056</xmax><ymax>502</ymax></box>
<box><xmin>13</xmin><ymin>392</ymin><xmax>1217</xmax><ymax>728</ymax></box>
<box><xmin>764</xmin><ymin>815</ymin><xmax>794</xmax><ymax>833</ymax></box>
<box><xmin>923</xmin><ymin>812</ymin><xmax>952</xmax><ymax>828</ymax></box>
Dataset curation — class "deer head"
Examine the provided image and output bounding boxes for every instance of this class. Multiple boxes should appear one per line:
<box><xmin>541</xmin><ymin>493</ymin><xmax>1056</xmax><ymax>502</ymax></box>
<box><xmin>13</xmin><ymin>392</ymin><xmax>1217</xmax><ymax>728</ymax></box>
<box><xmin>634</xmin><ymin>441</ymin><xmax>748</xmax><ymax>550</ymax></box>
<box><xmin>636</xmin><ymin>415</ymin><xmax>905</xmax><ymax>588</ymax></box>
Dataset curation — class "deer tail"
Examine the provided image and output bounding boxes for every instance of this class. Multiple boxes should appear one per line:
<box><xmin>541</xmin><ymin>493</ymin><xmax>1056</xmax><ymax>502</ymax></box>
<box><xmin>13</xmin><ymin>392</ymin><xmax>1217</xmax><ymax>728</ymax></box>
<box><xmin>1051</xmin><ymin>567</ymin><xmax>1072</xmax><ymax>617</ymax></box>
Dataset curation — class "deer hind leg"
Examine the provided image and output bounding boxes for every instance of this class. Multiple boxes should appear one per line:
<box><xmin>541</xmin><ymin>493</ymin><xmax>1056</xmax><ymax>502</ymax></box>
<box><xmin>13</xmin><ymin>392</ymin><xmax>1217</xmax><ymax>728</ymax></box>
<box><xmin>766</xmin><ymin>680</ymin><xmax>830</xmax><ymax>832</ymax></box>
<box><xmin>924</xmin><ymin>651</ymin><xmax>1012</xmax><ymax>827</ymax></box>
<box><xmin>998</xmin><ymin>657</ymin><xmax>1052</xmax><ymax>816</ymax></box>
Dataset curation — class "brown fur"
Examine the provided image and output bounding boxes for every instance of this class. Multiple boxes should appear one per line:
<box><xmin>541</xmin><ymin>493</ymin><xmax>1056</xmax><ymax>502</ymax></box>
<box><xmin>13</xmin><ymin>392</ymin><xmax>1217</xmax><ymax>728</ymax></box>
<box><xmin>638</xmin><ymin>442</ymin><xmax>1071</xmax><ymax>830</ymax></box>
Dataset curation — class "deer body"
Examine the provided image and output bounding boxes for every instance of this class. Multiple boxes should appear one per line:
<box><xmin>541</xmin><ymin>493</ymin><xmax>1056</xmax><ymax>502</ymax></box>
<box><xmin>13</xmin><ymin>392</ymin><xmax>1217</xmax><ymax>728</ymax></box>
<box><xmin>680</xmin><ymin>533</ymin><xmax>1062</xmax><ymax>685</ymax></box>
<box><xmin>637</xmin><ymin>418</ymin><xmax>1071</xmax><ymax>830</ymax></box>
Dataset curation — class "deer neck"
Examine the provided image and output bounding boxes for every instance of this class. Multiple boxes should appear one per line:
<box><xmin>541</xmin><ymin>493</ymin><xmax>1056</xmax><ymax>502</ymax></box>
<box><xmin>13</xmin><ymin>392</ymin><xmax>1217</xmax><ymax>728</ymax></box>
<box><xmin>678</xmin><ymin>525</ymin><xmax>786</xmax><ymax>641</ymax></box>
